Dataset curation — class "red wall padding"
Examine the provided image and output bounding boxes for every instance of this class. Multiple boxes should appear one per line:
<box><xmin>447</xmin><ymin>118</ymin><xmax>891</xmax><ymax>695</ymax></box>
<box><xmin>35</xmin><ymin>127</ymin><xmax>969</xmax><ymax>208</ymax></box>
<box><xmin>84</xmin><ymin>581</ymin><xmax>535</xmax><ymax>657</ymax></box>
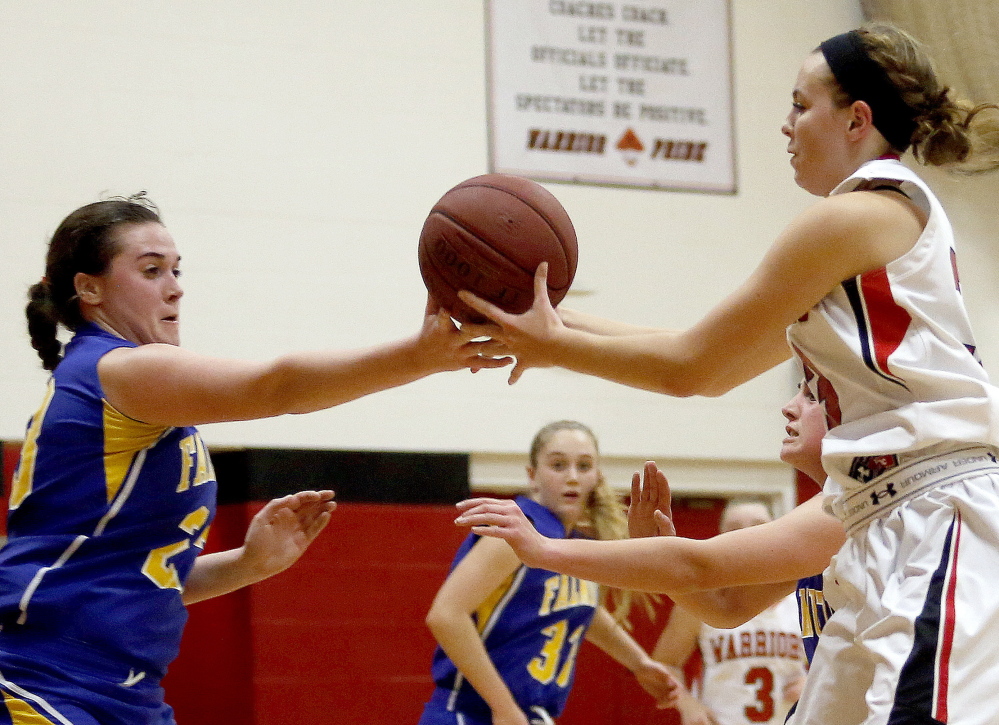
<box><xmin>165</xmin><ymin>502</ymin><xmax>469</xmax><ymax>725</ymax></box>
<box><xmin>1</xmin><ymin>448</ymin><xmax>728</xmax><ymax>725</ymax></box>
<box><xmin>164</xmin><ymin>498</ymin><xmax>723</xmax><ymax>725</ymax></box>
<box><xmin>1</xmin><ymin>443</ymin><xmax>21</xmax><ymax>537</ymax></box>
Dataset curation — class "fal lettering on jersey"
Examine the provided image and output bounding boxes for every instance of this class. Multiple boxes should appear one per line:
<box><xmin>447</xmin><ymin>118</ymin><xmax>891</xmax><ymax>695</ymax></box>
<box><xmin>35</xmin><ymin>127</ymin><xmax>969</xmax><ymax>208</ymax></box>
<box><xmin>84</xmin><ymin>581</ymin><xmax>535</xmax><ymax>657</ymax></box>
<box><xmin>798</xmin><ymin>586</ymin><xmax>829</xmax><ymax>640</ymax></box>
<box><xmin>538</xmin><ymin>574</ymin><xmax>599</xmax><ymax>615</ymax></box>
<box><xmin>707</xmin><ymin>630</ymin><xmax>803</xmax><ymax>665</ymax></box>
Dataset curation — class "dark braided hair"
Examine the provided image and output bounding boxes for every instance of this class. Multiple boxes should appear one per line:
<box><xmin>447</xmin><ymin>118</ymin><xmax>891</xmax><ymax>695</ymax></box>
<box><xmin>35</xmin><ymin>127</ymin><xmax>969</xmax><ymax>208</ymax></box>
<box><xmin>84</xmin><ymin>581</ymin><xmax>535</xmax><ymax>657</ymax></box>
<box><xmin>26</xmin><ymin>194</ymin><xmax>161</xmax><ymax>370</ymax></box>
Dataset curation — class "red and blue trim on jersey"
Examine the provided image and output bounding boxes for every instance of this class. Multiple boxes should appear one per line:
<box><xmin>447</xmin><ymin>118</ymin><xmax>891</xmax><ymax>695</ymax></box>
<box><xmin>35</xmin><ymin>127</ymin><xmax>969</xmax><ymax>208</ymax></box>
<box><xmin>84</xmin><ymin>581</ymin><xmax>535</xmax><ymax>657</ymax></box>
<box><xmin>793</xmin><ymin>344</ymin><xmax>843</xmax><ymax>429</ymax></box>
<box><xmin>842</xmin><ymin>268</ymin><xmax>911</xmax><ymax>390</ymax></box>
<box><xmin>888</xmin><ymin>510</ymin><xmax>962</xmax><ymax>724</ymax></box>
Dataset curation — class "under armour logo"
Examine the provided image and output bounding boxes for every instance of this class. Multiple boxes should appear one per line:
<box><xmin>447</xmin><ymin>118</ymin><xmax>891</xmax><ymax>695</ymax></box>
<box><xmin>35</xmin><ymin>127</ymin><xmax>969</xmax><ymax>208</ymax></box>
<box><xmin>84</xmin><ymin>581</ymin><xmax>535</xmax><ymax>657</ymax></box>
<box><xmin>870</xmin><ymin>483</ymin><xmax>897</xmax><ymax>505</ymax></box>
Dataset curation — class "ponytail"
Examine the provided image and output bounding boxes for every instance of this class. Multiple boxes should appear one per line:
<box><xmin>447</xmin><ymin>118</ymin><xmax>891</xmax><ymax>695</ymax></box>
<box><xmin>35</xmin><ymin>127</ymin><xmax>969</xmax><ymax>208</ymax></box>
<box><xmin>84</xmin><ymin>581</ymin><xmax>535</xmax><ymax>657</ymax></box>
<box><xmin>855</xmin><ymin>23</ymin><xmax>999</xmax><ymax>172</ymax></box>
<box><xmin>26</xmin><ymin>281</ymin><xmax>63</xmax><ymax>371</ymax></box>
<box><xmin>27</xmin><ymin>194</ymin><xmax>160</xmax><ymax>369</ymax></box>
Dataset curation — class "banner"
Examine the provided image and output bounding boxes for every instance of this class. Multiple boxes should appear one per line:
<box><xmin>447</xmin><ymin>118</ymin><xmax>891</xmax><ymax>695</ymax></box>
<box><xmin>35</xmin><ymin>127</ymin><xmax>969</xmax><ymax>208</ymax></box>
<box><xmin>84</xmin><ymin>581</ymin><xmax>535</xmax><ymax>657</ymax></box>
<box><xmin>487</xmin><ymin>0</ymin><xmax>736</xmax><ymax>193</ymax></box>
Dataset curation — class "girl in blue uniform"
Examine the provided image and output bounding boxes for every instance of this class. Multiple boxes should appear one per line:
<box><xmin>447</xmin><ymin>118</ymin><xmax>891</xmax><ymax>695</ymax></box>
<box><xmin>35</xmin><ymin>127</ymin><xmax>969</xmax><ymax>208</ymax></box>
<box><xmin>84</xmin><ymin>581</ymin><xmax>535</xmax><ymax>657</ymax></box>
<box><xmin>419</xmin><ymin>420</ymin><xmax>678</xmax><ymax>725</ymax></box>
<box><xmin>1</xmin><ymin>196</ymin><xmax>507</xmax><ymax>725</ymax></box>
<box><xmin>457</xmin><ymin>388</ymin><xmax>840</xmax><ymax>721</ymax></box>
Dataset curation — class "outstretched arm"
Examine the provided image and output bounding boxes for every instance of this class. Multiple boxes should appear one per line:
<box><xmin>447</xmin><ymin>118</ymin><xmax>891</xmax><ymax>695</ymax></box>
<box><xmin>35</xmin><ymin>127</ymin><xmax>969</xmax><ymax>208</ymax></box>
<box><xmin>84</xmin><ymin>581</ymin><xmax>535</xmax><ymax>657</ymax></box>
<box><xmin>99</xmin><ymin>297</ymin><xmax>512</xmax><ymax>427</ymax></box>
<box><xmin>183</xmin><ymin>490</ymin><xmax>335</xmax><ymax>605</ymax></box>
<box><xmin>628</xmin><ymin>462</ymin><xmax>801</xmax><ymax>627</ymax></box>
<box><xmin>459</xmin><ymin>191</ymin><xmax>923</xmax><ymax>389</ymax></box>
<box><xmin>455</xmin><ymin>494</ymin><xmax>843</xmax><ymax>595</ymax></box>
<box><xmin>583</xmin><ymin>607</ymin><xmax>679</xmax><ymax>709</ymax></box>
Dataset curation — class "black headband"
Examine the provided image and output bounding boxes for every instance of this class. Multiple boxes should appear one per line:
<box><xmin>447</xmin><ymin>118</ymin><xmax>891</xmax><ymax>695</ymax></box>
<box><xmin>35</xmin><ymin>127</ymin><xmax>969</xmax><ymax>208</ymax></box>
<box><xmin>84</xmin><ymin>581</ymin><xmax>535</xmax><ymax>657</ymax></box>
<box><xmin>819</xmin><ymin>30</ymin><xmax>916</xmax><ymax>152</ymax></box>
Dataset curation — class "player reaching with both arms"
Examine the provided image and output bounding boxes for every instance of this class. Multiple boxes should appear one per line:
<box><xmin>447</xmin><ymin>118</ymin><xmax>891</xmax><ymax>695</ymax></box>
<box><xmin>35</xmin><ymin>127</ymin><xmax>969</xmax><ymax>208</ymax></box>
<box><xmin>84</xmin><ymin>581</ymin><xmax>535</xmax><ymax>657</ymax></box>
<box><xmin>460</xmin><ymin>21</ymin><xmax>999</xmax><ymax>725</ymax></box>
<box><xmin>0</xmin><ymin>196</ymin><xmax>509</xmax><ymax>725</ymax></box>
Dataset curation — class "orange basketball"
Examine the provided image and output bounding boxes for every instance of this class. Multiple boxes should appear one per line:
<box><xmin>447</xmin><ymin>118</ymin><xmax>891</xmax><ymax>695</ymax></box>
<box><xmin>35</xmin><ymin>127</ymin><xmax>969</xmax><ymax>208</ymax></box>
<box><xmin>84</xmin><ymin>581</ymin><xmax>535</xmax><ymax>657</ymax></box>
<box><xmin>418</xmin><ymin>174</ymin><xmax>578</xmax><ymax>324</ymax></box>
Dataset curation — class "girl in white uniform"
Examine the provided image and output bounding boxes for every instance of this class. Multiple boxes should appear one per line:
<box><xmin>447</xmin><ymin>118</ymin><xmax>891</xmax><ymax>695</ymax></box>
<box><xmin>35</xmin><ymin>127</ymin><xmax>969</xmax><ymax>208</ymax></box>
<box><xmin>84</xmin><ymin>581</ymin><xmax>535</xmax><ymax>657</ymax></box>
<box><xmin>456</xmin><ymin>22</ymin><xmax>999</xmax><ymax>725</ymax></box>
<box><xmin>654</xmin><ymin>501</ymin><xmax>806</xmax><ymax>725</ymax></box>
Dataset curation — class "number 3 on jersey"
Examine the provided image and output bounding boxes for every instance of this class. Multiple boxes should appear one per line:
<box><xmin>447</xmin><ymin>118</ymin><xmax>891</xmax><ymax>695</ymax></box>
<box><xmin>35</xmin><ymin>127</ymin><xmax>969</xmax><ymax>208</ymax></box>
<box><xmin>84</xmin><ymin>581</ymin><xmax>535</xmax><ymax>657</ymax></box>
<box><xmin>528</xmin><ymin>620</ymin><xmax>586</xmax><ymax>687</ymax></box>
<box><xmin>744</xmin><ymin>666</ymin><xmax>776</xmax><ymax>722</ymax></box>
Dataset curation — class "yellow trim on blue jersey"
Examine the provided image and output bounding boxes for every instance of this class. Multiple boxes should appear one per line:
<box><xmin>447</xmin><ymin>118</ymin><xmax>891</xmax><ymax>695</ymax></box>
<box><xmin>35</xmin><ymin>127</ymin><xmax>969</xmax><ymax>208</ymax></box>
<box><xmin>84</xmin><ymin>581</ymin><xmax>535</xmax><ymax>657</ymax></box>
<box><xmin>8</xmin><ymin>381</ymin><xmax>56</xmax><ymax>510</ymax></box>
<box><xmin>1</xmin><ymin>690</ymin><xmax>58</xmax><ymax>724</ymax></box>
<box><xmin>102</xmin><ymin>400</ymin><xmax>167</xmax><ymax>503</ymax></box>
<box><xmin>475</xmin><ymin>569</ymin><xmax>520</xmax><ymax>635</ymax></box>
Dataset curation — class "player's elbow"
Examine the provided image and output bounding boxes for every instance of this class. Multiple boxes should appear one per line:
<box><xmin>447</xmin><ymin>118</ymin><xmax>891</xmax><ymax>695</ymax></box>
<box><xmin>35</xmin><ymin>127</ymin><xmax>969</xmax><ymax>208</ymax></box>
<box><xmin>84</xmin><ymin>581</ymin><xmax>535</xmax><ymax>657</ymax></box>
<box><xmin>698</xmin><ymin>610</ymin><xmax>755</xmax><ymax>629</ymax></box>
<box><xmin>424</xmin><ymin>601</ymin><xmax>455</xmax><ymax>637</ymax></box>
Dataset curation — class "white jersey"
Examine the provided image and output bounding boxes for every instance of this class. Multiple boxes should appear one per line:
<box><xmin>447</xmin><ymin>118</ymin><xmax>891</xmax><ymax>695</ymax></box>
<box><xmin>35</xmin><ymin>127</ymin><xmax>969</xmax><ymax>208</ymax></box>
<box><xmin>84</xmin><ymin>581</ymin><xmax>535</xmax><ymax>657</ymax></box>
<box><xmin>785</xmin><ymin>160</ymin><xmax>999</xmax><ymax>725</ymax></box>
<box><xmin>786</xmin><ymin>157</ymin><xmax>999</xmax><ymax>501</ymax></box>
<box><xmin>697</xmin><ymin>594</ymin><xmax>805</xmax><ymax>725</ymax></box>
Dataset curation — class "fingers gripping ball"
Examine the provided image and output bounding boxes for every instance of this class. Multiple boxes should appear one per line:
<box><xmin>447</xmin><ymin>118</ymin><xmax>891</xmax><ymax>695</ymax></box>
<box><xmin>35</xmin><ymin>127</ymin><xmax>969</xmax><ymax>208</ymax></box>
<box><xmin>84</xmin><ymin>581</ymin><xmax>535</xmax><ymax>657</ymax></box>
<box><xmin>418</xmin><ymin>174</ymin><xmax>578</xmax><ymax>324</ymax></box>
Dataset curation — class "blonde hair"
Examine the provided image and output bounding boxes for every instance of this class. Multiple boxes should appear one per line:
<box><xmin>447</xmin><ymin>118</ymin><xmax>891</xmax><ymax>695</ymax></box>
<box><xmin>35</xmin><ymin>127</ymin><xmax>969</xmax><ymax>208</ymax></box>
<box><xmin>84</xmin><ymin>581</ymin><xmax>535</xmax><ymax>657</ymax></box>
<box><xmin>842</xmin><ymin>22</ymin><xmax>999</xmax><ymax>172</ymax></box>
<box><xmin>528</xmin><ymin>421</ymin><xmax>656</xmax><ymax>624</ymax></box>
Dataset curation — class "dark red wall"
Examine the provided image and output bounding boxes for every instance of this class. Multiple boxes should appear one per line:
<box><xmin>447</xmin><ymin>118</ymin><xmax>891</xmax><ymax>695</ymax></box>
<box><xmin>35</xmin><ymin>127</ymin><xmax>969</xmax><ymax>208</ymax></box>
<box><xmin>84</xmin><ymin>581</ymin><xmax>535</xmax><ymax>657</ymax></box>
<box><xmin>2</xmin><ymin>443</ymin><xmax>728</xmax><ymax>725</ymax></box>
<box><xmin>162</xmin><ymin>496</ymin><xmax>724</xmax><ymax>725</ymax></box>
<box><xmin>164</xmin><ymin>502</ymin><xmax>467</xmax><ymax>724</ymax></box>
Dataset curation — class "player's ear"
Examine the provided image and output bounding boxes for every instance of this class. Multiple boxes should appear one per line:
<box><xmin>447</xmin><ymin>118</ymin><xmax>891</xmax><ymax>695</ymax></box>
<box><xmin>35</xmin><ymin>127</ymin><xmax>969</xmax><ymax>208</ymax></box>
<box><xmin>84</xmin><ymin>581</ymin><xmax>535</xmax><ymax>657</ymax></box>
<box><xmin>74</xmin><ymin>272</ymin><xmax>103</xmax><ymax>306</ymax></box>
<box><xmin>847</xmin><ymin>100</ymin><xmax>875</xmax><ymax>135</ymax></box>
<box><xmin>526</xmin><ymin>466</ymin><xmax>539</xmax><ymax>491</ymax></box>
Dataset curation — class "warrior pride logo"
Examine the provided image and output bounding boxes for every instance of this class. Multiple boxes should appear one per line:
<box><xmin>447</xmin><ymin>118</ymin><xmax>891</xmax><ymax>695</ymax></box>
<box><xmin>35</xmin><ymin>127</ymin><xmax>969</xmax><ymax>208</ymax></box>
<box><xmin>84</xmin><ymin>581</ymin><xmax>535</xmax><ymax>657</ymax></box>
<box><xmin>523</xmin><ymin>127</ymin><xmax>709</xmax><ymax>166</ymax></box>
<box><xmin>615</xmin><ymin>128</ymin><xmax>708</xmax><ymax>165</ymax></box>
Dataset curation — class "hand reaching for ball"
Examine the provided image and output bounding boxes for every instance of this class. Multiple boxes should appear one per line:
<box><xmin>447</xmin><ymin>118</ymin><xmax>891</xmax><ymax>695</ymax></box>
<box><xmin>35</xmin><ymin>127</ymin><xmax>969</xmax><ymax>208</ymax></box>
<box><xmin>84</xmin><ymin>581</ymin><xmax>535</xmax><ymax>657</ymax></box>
<box><xmin>458</xmin><ymin>263</ymin><xmax>566</xmax><ymax>384</ymax></box>
<box><xmin>418</xmin><ymin>294</ymin><xmax>513</xmax><ymax>375</ymax></box>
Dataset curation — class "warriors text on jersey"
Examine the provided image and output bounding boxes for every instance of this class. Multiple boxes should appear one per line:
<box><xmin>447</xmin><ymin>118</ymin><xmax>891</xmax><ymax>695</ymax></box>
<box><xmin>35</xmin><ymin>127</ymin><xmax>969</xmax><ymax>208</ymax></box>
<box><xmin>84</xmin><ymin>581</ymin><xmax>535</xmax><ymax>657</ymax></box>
<box><xmin>420</xmin><ymin>496</ymin><xmax>598</xmax><ymax>723</ymax></box>
<box><xmin>0</xmin><ymin>323</ymin><xmax>217</xmax><ymax>684</ymax></box>
<box><xmin>696</xmin><ymin>594</ymin><xmax>805</xmax><ymax>725</ymax></box>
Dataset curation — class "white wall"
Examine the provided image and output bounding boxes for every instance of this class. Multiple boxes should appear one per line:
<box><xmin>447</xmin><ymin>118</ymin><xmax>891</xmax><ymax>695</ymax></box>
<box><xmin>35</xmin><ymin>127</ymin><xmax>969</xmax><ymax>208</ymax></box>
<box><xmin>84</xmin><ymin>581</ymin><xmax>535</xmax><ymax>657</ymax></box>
<box><xmin>6</xmin><ymin>1</ymin><xmax>995</xmax><ymax>497</ymax></box>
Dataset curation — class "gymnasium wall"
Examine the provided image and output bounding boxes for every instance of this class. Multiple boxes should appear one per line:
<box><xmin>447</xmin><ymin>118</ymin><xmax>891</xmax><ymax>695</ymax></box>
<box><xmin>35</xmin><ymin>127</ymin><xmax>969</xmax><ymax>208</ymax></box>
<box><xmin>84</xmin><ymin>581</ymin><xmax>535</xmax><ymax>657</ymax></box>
<box><xmin>1</xmin><ymin>0</ymin><xmax>868</xmax><ymax>469</ymax></box>
<box><xmin>3</xmin><ymin>3</ymin><xmax>998</xmax><ymax>478</ymax></box>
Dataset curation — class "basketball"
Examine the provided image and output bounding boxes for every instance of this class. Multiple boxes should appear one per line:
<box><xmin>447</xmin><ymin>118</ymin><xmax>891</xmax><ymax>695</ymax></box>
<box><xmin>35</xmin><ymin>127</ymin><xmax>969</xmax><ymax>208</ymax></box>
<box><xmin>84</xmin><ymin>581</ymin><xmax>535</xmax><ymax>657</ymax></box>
<box><xmin>418</xmin><ymin>173</ymin><xmax>578</xmax><ymax>324</ymax></box>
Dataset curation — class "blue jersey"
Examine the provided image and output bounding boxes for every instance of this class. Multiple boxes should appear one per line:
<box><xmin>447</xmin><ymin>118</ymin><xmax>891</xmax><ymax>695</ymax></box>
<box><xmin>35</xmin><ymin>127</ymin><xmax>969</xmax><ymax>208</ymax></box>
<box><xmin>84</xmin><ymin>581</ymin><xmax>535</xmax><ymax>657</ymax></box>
<box><xmin>0</xmin><ymin>323</ymin><xmax>217</xmax><ymax>682</ymax></box>
<box><xmin>795</xmin><ymin>574</ymin><xmax>832</xmax><ymax>665</ymax></box>
<box><xmin>426</xmin><ymin>496</ymin><xmax>599</xmax><ymax>720</ymax></box>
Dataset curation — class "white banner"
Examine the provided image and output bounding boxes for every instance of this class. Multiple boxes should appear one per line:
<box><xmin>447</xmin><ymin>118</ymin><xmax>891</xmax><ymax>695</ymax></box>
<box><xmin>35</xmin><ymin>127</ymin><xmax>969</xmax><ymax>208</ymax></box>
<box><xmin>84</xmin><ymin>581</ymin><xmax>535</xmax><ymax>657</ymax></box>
<box><xmin>487</xmin><ymin>0</ymin><xmax>736</xmax><ymax>193</ymax></box>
